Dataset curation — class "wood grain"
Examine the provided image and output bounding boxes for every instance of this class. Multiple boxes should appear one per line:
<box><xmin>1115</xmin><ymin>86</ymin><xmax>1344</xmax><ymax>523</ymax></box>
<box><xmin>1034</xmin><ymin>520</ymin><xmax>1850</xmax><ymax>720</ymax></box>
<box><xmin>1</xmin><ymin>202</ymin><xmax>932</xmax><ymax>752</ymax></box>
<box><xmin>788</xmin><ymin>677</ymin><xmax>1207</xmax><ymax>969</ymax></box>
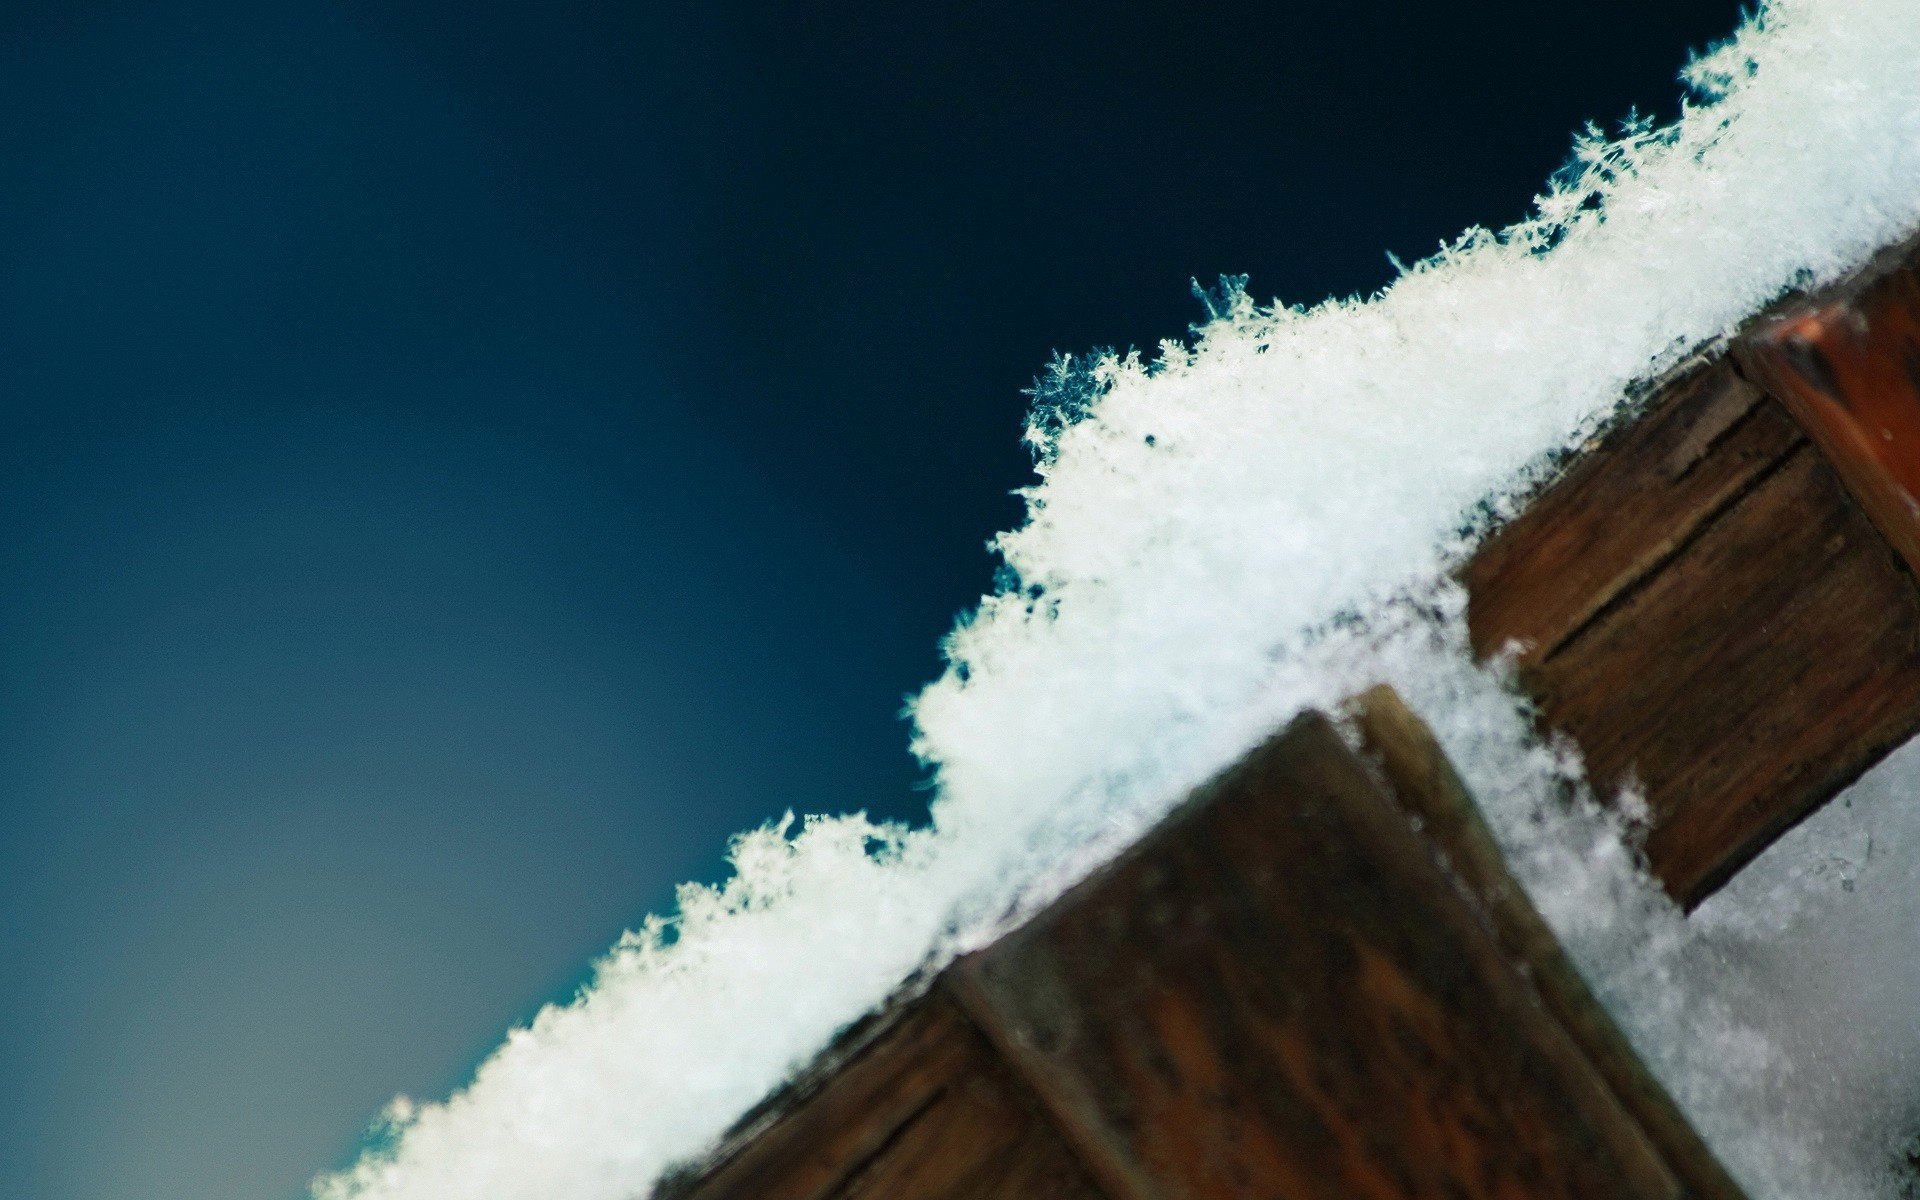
<box><xmin>1349</xmin><ymin>685</ymin><xmax>1745</xmax><ymax>1200</ymax></box>
<box><xmin>950</xmin><ymin>712</ymin><xmax>1687</xmax><ymax>1200</ymax></box>
<box><xmin>662</xmin><ymin>992</ymin><xmax>1107</xmax><ymax>1200</ymax></box>
<box><xmin>1513</xmin><ymin>441</ymin><xmax>1920</xmax><ymax>905</ymax></box>
<box><xmin>1735</xmin><ymin>238</ymin><xmax>1920</xmax><ymax>578</ymax></box>
<box><xmin>1463</xmin><ymin>360</ymin><xmax>1798</xmax><ymax>668</ymax></box>
<box><xmin>1462</xmin><ymin>348</ymin><xmax>1920</xmax><ymax>907</ymax></box>
<box><xmin>659</xmin><ymin>245</ymin><xmax>1920</xmax><ymax>1200</ymax></box>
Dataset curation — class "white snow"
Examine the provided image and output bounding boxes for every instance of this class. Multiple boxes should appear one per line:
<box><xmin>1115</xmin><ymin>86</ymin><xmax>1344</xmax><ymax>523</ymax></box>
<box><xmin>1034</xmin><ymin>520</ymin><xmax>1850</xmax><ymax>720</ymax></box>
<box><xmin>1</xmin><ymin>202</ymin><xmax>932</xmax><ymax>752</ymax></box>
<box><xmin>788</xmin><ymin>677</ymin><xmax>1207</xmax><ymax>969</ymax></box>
<box><xmin>313</xmin><ymin>1</ymin><xmax>1920</xmax><ymax>1197</ymax></box>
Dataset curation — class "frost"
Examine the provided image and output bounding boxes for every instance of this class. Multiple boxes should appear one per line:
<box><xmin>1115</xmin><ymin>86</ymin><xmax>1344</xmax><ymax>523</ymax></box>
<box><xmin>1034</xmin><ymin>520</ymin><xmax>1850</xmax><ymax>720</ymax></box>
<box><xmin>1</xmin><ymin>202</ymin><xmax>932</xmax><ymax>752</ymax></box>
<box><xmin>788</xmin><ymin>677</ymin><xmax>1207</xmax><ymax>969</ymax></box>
<box><xmin>314</xmin><ymin>1</ymin><xmax>1920</xmax><ymax>1197</ymax></box>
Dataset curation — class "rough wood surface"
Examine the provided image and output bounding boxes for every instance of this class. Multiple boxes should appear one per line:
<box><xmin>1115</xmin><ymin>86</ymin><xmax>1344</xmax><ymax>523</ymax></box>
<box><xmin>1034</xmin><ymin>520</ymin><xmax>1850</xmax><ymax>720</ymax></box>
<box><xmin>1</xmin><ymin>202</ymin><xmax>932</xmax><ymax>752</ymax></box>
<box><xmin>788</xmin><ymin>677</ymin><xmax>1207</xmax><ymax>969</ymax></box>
<box><xmin>661</xmin><ymin>240</ymin><xmax>1920</xmax><ymax>1200</ymax></box>
<box><xmin>1520</xmin><ymin>438</ymin><xmax>1920</xmax><ymax>905</ymax></box>
<box><xmin>663</xmin><ymin>992</ymin><xmax>1106</xmax><ymax>1200</ymax></box>
<box><xmin>1735</xmin><ymin>237</ymin><xmax>1920</xmax><ymax>578</ymax></box>
<box><xmin>1349</xmin><ymin>685</ymin><xmax>1746</xmax><ymax>1200</ymax></box>
<box><xmin>667</xmin><ymin>700</ymin><xmax>1755</xmax><ymax>1200</ymax></box>
<box><xmin>949</xmin><ymin>711</ymin><xmax>1688</xmax><ymax>1200</ymax></box>
<box><xmin>1462</xmin><ymin>358</ymin><xmax>1920</xmax><ymax>907</ymax></box>
<box><xmin>1464</xmin><ymin>361</ymin><xmax>1797</xmax><ymax>668</ymax></box>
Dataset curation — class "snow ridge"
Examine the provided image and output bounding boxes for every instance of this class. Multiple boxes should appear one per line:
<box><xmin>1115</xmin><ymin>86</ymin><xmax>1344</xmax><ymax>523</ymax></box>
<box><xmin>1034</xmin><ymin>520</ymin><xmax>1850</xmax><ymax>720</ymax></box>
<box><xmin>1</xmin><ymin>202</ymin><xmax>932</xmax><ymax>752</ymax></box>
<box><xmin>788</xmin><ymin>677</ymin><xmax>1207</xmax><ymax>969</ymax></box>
<box><xmin>315</xmin><ymin>3</ymin><xmax>1920</xmax><ymax>1197</ymax></box>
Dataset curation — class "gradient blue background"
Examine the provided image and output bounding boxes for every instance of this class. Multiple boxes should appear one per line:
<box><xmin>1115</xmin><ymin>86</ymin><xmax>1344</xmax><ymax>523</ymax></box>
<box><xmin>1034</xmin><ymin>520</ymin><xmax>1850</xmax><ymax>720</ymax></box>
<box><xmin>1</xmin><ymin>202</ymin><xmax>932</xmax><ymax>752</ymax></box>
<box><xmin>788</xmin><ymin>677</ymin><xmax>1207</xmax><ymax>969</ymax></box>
<box><xmin>0</xmin><ymin>3</ymin><xmax>1743</xmax><ymax>1197</ymax></box>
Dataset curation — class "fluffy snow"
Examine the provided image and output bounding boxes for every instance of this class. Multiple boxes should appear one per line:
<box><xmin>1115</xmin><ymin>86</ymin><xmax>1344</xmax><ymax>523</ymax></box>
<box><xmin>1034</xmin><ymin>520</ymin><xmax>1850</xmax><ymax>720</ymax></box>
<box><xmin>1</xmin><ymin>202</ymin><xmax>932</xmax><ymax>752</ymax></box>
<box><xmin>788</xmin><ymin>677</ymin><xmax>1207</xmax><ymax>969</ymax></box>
<box><xmin>313</xmin><ymin>1</ymin><xmax>1920</xmax><ymax>1197</ymax></box>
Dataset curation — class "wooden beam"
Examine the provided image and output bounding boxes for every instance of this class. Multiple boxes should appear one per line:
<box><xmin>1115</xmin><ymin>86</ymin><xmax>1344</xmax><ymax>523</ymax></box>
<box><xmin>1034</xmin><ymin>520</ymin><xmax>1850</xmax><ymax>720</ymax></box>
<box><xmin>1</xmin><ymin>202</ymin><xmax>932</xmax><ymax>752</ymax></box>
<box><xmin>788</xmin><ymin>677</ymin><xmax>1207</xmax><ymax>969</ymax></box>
<box><xmin>948</xmin><ymin>709</ymin><xmax>1698</xmax><ymax>1200</ymax></box>
<box><xmin>1734</xmin><ymin>235</ymin><xmax>1920</xmax><ymax>578</ymax></box>
<box><xmin>668</xmin><ymin>696</ymin><xmax>1747</xmax><ymax>1199</ymax></box>
<box><xmin>1463</xmin><ymin>362</ymin><xmax>1795</xmax><ymax>667</ymax></box>
<box><xmin>662</xmin><ymin>237</ymin><xmax>1920</xmax><ymax>1199</ymax></box>
<box><xmin>660</xmin><ymin>991</ymin><xmax>1108</xmax><ymax>1200</ymax></box>
<box><xmin>1462</xmin><ymin>357</ymin><xmax>1920</xmax><ymax>907</ymax></box>
<box><xmin>1348</xmin><ymin>685</ymin><xmax>1747</xmax><ymax>1200</ymax></box>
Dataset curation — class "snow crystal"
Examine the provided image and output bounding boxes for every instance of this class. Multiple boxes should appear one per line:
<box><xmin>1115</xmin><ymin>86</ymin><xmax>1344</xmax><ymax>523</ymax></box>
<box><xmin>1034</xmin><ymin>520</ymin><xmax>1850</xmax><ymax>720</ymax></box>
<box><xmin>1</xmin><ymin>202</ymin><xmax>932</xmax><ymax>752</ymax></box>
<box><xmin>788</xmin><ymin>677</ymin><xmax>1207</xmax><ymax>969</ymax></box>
<box><xmin>314</xmin><ymin>1</ymin><xmax>1920</xmax><ymax>1197</ymax></box>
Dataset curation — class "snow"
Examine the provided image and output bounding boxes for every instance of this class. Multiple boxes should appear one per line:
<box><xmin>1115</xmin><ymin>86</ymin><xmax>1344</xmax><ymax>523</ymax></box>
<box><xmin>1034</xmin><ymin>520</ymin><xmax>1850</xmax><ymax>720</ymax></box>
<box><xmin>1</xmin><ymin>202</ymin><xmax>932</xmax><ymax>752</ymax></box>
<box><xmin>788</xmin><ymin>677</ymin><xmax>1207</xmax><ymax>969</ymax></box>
<box><xmin>313</xmin><ymin>1</ymin><xmax>1920</xmax><ymax>1197</ymax></box>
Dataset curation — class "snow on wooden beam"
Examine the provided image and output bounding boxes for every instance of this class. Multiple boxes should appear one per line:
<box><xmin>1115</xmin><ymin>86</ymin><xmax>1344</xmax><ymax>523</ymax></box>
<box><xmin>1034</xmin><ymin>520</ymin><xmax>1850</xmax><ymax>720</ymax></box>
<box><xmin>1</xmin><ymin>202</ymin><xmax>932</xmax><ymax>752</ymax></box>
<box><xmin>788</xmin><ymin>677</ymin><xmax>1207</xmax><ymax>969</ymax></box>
<box><xmin>665</xmin><ymin>693</ymin><xmax>1742</xmax><ymax>1200</ymax></box>
<box><xmin>1347</xmin><ymin>686</ymin><xmax>1745</xmax><ymax>1200</ymax></box>
<box><xmin>1463</xmin><ymin>242</ymin><xmax>1920</xmax><ymax>908</ymax></box>
<box><xmin>664</xmin><ymin>242</ymin><xmax>1920</xmax><ymax>1200</ymax></box>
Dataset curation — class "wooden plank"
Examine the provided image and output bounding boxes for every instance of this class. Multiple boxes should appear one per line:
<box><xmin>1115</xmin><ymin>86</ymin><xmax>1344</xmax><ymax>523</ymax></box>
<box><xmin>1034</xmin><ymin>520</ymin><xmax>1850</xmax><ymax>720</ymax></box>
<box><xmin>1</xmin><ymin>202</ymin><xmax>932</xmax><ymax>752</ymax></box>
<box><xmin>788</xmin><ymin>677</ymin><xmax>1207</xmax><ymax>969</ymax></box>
<box><xmin>1462</xmin><ymin>359</ymin><xmax>1920</xmax><ymax>907</ymax></box>
<box><xmin>1734</xmin><ymin>237</ymin><xmax>1920</xmax><ymax>578</ymax></box>
<box><xmin>661</xmin><ymin>992</ymin><xmax>1108</xmax><ymax>1200</ymax></box>
<box><xmin>1464</xmin><ymin>360</ymin><xmax>1798</xmax><ymax>668</ymax></box>
<box><xmin>1512</xmin><ymin>439</ymin><xmax>1920</xmax><ymax>905</ymax></box>
<box><xmin>949</xmin><ymin>711</ymin><xmax>1690</xmax><ymax>1200</ymax></box>
<box><xmin>1348</xmin><ymin>685</ymin><xmax>1746</xmax><ymax>1200</ymax></box>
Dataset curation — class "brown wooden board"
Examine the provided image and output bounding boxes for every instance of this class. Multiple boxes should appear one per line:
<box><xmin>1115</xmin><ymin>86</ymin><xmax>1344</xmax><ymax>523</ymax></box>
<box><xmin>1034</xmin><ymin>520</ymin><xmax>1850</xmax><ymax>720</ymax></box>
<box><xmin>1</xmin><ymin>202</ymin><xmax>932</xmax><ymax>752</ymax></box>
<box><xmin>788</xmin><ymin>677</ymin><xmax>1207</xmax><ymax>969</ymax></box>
<box><xmin>1736</xmin><ymin>236</ymin><xmax>1920</xmax><ymax>579</ymax></box>
<box><xmin>1464</xmin><ymin>361</ymin><xmax>1795</xmax><ymax>667</ymax></box>
<box><xmin>667</xmin><ymin>697</ymin><xmax>1750</xmax><ymax>1200</ymax></box>
<box><xmin>948</xmin><ymin>711</ymin><xmax>1691</xmax><ymax>1200</ymax></box>
<box><xmin>662</xmin><ymin>991</ymin><xmax>1107</xmax><ymax>1200</ymax></box>
<box><xmin>1348</xmin><ymin>685</ymin><xmax>1746</xmax><ymax>1200</ymax></box>
<box><xmin>1462</xmin><ymin>359</ymin><xmax>1920</xmax><ymax>907</ymax></box>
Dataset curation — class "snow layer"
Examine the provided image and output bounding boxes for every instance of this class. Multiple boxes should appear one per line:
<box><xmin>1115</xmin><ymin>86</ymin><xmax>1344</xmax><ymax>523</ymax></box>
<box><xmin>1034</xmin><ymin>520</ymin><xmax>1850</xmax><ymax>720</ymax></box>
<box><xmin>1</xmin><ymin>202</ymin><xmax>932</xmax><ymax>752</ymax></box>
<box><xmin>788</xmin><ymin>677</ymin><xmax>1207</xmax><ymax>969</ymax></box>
<box><xmin>313</xmin><ymin>2</ymin><xmax>1920</xmax><ymax>1197</ymax></box>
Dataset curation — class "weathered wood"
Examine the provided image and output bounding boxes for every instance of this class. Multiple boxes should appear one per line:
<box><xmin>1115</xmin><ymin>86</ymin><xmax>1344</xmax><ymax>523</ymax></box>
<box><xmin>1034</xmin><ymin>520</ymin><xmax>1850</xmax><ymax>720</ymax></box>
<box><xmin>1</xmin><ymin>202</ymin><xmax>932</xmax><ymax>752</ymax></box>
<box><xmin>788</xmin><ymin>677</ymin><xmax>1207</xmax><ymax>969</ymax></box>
<box><xmin>1464</xmin><ymin>361</ymin><xmax>1797</xmax><ymax>667</ymax></box>
<box><xmin>1348</xmin><ymin>685</ymin><xmax>1746</xmax><ymax>1200</ymax></box>
<box><xmin>1734</xmin><ymin>237</ymin><xmax>1920</xmax><ymax>579</ymax></box>
<box><xmin>949</xmin><ymin>711</ymin><xmax>1690</xmax><ymax>1200</ymax></box>
<box><xmin>1462</xmin><ymin>359</ymin><xmax>1920</xmax><ymax>907</ymax></box>
<box><xmin>662</xmin><ymin>992</ymin><xmax>1107</xmax><ymax>1200</ymax></box>
<box><xmin>669</xmin><ymin>699</ymin><xmax>1758</xmax><ymax>1200</ymax></box>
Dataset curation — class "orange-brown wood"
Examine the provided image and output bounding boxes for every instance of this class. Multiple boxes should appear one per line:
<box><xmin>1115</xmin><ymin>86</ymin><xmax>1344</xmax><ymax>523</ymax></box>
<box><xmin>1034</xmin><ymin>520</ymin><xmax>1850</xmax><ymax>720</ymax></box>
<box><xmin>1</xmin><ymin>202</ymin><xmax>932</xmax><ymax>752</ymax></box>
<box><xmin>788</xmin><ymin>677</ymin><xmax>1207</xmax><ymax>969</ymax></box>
<box><xmin>1463</xmin><ymin>359</ymin><xmax>1920</xmax><ymax>907</ymax></box>
<box><xmin>1464</xmin><ymin>361</ymin><xmax>1795</xmax><ymax>667</ymax></box>
<box><xmin>1735</xmin><ymin>239</ymin><xmax>1920</xmax><ymax>578</ymax></box>
<box><xmin>949</xmin><ymin>711</ymin><xmax>1691</xmax><ymax>1200</ymax></box>
<box><xmin>1529</xmin><ymin>446</ymin><xmax>1920</xmax><ymax>904</ymax></box>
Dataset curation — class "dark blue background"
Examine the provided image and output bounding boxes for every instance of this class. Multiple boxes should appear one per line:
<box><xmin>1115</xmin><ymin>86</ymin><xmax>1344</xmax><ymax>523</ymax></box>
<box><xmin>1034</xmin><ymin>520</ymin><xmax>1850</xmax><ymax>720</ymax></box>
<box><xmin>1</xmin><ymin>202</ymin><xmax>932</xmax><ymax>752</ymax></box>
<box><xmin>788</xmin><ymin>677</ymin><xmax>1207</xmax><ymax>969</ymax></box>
<box><xmin>0</xmin><ymin>3</ymin><xmax>1742</xmax><ymax>1197</ymax></box>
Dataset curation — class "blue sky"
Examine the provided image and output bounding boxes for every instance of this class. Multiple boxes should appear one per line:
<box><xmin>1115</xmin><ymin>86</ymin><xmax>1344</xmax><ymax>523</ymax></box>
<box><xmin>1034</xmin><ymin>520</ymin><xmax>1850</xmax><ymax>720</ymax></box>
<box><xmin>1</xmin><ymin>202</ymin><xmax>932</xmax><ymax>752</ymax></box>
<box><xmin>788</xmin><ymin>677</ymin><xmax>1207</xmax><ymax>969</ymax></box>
<box><xmin>0</xmin><ymin>2</ymin><xmax>1743</xmax><ymax>1197</ymax></box>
